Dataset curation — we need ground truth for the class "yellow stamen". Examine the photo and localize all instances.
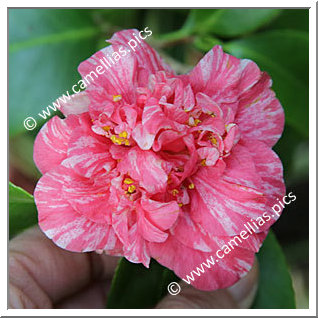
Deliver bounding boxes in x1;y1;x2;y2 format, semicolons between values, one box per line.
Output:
210;136;218;145
188;117;201;127
124;139;130;146
124;178;134;185
172;189;179;196
188;183;195;189
119;131;128;138
113;95;122;102
178;203;183;207
111;135;122;145
102;126;111;131
127;185;136;194
201;159;207;166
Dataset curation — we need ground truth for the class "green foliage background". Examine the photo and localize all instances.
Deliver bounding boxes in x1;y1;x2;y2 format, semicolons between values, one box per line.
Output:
9;8;309;309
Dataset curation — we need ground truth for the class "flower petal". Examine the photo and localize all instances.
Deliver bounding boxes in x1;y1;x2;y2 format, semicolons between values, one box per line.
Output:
78;44;137;111
186;45;261;104
34;166;122;253
141;197;180;231
133;100;171;150
138;207;168;243
149;235;255;291
66;119;116;178
236;72;284;147
242;140;285;219
125;223;151;267
33;113;89;174
190;161;267;237
109;29;174;83
60;91;90;116
117;147;168;194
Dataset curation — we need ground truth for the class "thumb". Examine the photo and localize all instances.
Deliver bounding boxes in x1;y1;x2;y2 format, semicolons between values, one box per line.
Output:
156;259;259;309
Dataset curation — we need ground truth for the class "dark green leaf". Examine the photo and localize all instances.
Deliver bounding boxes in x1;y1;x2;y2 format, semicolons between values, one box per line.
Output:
190;9;281;37
107;258;178;309
266;9;309;32
9;182;37;238
9;9;100;136
253;231;296;308
274;124;308;185
10;133;41;180
224;30;309;136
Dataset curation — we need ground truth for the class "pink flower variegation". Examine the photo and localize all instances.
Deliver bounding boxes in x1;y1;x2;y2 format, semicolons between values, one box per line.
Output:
34;29;285;291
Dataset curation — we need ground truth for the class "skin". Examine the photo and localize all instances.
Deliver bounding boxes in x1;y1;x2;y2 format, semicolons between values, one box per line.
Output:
9;226;259;309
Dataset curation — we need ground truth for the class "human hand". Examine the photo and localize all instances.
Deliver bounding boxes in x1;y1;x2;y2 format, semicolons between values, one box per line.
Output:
9;226;259;309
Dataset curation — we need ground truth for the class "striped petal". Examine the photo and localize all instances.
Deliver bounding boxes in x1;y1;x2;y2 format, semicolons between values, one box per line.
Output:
34;165;122;253
190;162;267;237
236;72;284;147
186;45;261;104
149;235;255;291
33;113;89;174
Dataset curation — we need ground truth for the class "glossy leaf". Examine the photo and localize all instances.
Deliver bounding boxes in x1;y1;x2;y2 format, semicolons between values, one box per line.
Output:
274;124;308;184
253;231;296;308
266;9;309;32
224;30;309;136
9;9;99;136
194;35;223;52
189;9;281;37
107;258;178;309
9;182;37;238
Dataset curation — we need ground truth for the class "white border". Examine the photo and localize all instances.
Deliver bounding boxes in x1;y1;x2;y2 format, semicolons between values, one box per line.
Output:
4;1;316;316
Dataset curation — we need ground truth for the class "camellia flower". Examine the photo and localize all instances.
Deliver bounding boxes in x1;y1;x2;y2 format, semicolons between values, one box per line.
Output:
34;29;285;291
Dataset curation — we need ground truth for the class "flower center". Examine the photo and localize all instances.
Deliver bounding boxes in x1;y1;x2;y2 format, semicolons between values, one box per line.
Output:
110;131;130;146
121;177;139;198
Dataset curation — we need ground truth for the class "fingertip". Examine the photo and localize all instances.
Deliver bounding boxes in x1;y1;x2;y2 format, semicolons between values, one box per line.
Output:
227;258;259;308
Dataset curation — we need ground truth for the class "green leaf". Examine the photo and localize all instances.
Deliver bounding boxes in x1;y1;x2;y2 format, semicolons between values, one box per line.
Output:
107;258;178;309
10;133;41;180
266;9;309;32
9;182;37;238
253;231;296;308
274;124;308;184
224;30;309;137
190;9;281;37
9;9;100;136
194;35;223;52
92;9;142;29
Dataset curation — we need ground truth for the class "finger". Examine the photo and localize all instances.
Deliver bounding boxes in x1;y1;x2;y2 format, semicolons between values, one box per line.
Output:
9;226;119;308
227;258;259;308
156;259;259;309
55;281;109;309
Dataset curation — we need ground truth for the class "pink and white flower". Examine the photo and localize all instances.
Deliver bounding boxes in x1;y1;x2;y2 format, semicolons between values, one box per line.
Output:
34;29;285;291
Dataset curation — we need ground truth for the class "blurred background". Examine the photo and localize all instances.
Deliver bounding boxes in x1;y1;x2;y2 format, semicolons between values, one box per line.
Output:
9;8;309;308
